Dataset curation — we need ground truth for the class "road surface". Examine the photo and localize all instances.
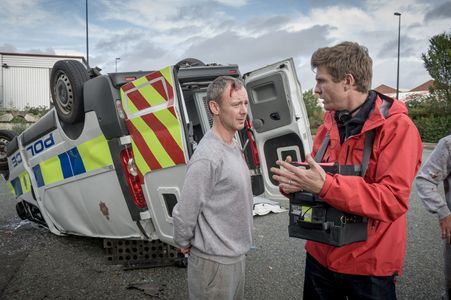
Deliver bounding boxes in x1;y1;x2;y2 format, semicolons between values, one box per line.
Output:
0;148;444;299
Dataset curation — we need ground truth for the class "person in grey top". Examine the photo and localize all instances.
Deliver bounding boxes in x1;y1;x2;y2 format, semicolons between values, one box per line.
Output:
416;134;451;299
172;76;253;300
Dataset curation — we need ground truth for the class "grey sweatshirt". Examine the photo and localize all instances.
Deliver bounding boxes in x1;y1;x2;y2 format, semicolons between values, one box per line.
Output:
416;135;451;220
172;130;253;263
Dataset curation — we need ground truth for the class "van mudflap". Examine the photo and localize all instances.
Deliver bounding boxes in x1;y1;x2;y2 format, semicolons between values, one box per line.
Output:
103;239;186;269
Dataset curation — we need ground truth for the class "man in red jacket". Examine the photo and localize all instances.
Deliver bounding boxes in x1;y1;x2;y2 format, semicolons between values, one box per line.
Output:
271;41;422;299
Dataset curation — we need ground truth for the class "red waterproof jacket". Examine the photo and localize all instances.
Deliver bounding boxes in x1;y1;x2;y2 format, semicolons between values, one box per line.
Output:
306;93;423;276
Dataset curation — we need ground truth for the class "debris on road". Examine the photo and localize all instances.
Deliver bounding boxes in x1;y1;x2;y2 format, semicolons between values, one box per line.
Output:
126;282;165;298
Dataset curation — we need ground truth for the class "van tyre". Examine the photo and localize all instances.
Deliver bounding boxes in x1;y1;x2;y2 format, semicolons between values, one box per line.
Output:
16;201;28;220
0;129;17;178
175;58;205;68
50;60;89;124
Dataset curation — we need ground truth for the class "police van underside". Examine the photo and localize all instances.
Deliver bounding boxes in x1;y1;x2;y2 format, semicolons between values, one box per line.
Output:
5;58;312;256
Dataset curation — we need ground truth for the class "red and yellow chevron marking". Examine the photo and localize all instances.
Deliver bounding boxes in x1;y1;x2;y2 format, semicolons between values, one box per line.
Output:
120;66;186;174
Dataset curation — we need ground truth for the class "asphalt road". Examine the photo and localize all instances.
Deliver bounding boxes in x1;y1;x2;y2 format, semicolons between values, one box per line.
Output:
0;148;445;300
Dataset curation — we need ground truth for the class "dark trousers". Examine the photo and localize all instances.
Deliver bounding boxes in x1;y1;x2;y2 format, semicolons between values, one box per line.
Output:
303;253;397;300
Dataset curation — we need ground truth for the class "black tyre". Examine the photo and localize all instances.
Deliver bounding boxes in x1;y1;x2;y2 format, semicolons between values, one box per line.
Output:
50;60;89;124
16;201;28;220
175;58;205;68
0;129;17;178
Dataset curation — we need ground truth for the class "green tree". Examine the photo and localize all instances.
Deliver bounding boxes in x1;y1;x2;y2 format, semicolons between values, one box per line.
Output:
421;31;451;102
407;94;451;142
409;31;451;142
303;89;324;134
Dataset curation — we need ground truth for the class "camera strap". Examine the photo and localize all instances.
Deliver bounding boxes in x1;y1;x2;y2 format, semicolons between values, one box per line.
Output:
314;131;374;177
314;133;330;163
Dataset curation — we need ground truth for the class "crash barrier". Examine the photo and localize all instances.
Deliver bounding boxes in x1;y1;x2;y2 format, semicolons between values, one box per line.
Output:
103;239;186;269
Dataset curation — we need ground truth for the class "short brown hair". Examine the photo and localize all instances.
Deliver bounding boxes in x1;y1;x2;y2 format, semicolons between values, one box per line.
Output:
206;76;244;107
207;76;244;114
311;41;372;93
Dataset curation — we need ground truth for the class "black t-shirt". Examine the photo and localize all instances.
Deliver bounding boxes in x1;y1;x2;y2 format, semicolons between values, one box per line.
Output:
335;91;377;144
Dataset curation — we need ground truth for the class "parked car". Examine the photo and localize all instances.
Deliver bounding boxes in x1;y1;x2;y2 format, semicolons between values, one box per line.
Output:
3;58;312;250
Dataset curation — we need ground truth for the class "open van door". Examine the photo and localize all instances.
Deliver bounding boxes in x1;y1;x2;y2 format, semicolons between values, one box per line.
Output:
244;58;313;200
120;66;188;246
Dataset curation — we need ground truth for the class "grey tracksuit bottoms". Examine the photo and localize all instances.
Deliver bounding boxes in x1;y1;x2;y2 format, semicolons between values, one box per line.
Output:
188;253;245;300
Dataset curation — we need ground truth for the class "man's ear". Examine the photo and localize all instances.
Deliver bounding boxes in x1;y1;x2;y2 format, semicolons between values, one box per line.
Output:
209;100;220;115
343;73;355;91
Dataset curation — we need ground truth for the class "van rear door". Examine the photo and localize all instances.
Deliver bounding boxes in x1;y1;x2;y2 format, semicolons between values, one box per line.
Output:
244;58;313;200
120;66;188;246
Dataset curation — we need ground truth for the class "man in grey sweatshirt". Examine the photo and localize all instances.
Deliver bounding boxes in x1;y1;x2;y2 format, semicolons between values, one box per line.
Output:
416;134;451;299
172;76;253;300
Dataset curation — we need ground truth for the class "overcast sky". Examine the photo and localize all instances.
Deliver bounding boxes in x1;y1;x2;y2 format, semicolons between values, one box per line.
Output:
1;0;450;91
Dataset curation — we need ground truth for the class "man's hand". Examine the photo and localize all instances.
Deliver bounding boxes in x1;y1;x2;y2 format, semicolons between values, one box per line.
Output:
178;247;191;255
440;215;451;243
271;154;326;194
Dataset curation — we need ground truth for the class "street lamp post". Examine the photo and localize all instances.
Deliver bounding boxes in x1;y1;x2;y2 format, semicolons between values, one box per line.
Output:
394;12;401;100
86;0;89;68
115;57;120;72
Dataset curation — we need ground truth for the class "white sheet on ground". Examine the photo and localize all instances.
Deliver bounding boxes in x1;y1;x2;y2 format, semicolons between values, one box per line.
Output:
252;196;287;216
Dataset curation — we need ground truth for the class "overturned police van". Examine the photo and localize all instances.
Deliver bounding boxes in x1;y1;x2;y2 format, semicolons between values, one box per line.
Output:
3;58;312;265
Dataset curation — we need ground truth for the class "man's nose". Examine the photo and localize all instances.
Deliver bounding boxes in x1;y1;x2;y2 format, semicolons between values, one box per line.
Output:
240;104;248;114
314;85;321;95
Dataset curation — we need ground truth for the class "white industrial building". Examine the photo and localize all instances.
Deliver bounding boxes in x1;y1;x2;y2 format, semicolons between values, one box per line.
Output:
0;52;86;110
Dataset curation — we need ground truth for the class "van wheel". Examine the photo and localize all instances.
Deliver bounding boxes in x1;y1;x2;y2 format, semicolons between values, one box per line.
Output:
175;58;205;68
0;129;17;178
50;60;89;124
16;201;28;220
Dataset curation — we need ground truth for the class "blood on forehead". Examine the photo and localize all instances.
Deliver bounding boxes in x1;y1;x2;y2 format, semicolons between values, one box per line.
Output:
228;81;239;98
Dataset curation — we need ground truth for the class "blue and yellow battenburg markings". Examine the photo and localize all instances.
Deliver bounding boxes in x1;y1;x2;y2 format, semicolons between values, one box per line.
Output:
7;171;31;197
7;135;113;197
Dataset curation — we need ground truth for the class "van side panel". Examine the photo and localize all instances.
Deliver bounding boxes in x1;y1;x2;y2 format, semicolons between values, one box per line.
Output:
9;109;146;239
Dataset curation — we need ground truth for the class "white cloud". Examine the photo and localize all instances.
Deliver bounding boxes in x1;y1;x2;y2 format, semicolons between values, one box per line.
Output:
1;0;449;91
213;0;248;7
183;25;332;70
0;0;48;26
0;44;17;53
53;49;85;57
